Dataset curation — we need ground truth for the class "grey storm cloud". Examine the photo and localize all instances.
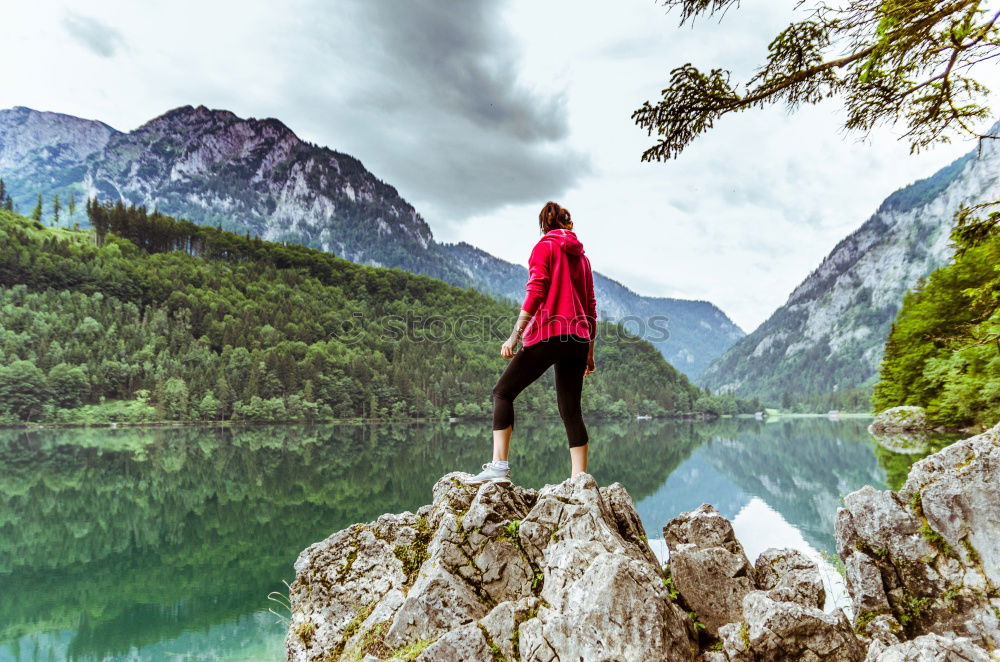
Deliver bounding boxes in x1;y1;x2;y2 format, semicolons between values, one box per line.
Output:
284;0;591;225
62;12;126;58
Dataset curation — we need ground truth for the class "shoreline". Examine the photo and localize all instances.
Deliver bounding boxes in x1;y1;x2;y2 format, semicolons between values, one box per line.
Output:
2;411;876;431
749;412;874;418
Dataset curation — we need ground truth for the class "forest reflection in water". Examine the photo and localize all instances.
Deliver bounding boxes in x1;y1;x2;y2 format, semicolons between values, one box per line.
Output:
0;416;954;661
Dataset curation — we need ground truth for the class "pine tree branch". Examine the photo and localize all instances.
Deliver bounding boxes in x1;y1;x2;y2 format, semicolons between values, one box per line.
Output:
634;0;999;162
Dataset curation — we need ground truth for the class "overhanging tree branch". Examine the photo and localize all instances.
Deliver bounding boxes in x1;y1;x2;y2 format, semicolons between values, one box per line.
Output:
633;0;1000;163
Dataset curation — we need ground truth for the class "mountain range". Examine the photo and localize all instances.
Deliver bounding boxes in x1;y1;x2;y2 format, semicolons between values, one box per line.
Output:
697;119;1000;405
7;103;993;406
0;105;743;379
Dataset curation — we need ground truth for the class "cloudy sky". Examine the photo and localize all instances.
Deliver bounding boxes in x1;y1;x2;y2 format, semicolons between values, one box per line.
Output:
3;0;999;332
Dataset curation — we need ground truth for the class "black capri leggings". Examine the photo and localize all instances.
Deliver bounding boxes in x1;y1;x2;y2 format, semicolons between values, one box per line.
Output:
492;334;590;448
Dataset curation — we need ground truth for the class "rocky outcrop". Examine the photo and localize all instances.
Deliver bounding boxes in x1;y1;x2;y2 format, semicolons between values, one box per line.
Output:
869;406;929;435
753;547;826;609
286;472;693;662
663;504;757;636
837;421;1000;655
870;633;994;661
660;506;862;660
287;421;1000;661
718;590;864;661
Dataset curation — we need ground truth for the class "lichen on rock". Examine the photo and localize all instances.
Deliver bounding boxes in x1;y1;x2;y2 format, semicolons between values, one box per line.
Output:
286;422;1000;661
837;421;1000;650
286;471;693;661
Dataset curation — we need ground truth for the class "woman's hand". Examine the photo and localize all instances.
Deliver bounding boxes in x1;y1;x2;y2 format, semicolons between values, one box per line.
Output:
501;333;520;359
502;310;532;359
584;356;596;377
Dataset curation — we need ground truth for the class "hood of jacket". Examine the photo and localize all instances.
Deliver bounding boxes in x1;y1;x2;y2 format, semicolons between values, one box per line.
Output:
540;228;585;256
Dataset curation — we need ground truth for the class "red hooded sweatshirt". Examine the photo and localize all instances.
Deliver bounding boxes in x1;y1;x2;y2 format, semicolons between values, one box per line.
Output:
520;228;597;347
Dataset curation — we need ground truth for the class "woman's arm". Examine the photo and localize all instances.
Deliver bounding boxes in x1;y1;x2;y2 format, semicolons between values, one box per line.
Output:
502;243;551;359
521;243;551;318
584;256;597;376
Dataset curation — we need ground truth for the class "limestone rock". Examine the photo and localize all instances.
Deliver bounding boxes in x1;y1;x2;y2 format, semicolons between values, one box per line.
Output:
664;503;756;636
859;613;905;654
411;621;489;662
754;547;826;609
869;406;928;434
287;471;695;662
285;513;415;661
718;590;865;661
836;422;1000;647
519;551;692;662
600;481;663;568
382;560;490;647
898;421;1000;588
477;596;540;661
287;422;1000;662
869;633;993;661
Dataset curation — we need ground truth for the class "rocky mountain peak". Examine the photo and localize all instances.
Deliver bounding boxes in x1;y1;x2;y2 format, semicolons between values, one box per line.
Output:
0;106;118;171
138;104;239;128
0;106;118;136
132;104;281;145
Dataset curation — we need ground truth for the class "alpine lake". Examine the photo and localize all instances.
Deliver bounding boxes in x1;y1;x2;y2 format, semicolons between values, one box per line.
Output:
0;416;961;661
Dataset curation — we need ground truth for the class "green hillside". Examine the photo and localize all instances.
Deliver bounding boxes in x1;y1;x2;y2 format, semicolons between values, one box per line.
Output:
0;205;749;425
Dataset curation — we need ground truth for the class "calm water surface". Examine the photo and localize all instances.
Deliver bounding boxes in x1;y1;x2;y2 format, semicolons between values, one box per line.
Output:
0;417;957;661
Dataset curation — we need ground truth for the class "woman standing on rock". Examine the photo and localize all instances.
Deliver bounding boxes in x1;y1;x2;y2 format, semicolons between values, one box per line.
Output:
465;201;597;484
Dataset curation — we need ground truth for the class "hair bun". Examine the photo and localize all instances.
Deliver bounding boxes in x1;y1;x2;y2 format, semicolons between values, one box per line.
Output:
539;201;570;233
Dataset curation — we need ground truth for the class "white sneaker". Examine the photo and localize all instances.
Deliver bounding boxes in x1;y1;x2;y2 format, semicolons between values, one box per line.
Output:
465;461;511;484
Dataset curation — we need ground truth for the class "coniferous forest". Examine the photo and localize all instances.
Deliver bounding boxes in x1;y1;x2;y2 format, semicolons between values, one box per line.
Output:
0;203;757;425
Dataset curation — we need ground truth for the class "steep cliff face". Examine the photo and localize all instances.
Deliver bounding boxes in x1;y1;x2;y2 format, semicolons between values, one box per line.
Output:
698;122;1000;403
0;105;743;378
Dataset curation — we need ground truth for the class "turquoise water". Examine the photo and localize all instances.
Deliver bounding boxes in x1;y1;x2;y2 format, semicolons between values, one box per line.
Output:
0;417;948;660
